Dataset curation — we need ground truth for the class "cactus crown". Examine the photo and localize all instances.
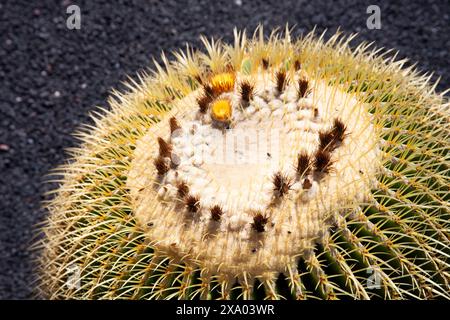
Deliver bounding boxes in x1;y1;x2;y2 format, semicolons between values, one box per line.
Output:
37;26;450;300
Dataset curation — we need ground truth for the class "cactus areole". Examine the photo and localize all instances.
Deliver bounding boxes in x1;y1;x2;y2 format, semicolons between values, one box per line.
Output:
38;27;450;300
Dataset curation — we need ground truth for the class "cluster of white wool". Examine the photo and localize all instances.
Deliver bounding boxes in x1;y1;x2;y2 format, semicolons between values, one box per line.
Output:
154;72;325;232
127;67;380;276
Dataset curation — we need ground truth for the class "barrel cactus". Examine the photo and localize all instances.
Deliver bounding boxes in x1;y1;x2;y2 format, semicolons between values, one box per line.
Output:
36;26;450;300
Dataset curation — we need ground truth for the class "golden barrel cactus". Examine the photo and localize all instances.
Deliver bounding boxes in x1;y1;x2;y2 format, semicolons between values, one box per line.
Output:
36;27;450;300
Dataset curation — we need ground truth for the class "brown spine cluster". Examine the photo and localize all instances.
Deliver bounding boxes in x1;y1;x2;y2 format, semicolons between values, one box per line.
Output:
210;205;224;221
197;94;212;114
302;178;312;189
251;212;269;233
194;74;203;85
169;117;181;134
313;107;319;118
185;195;200;213
331;118;348;142
154;157;169;175
296;151;311;177
318;118;348;152
177;181;189;199
292;118;348;177
272;172;293;197
297;78;309;99
196;83;217;114
318;129;337;152
203;84;215;98
239;81;254;105
313;149;334;174
275;70;288;94
157;137;172;158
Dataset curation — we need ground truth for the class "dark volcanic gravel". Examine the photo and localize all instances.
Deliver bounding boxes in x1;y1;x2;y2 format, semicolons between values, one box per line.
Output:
0;0;449;299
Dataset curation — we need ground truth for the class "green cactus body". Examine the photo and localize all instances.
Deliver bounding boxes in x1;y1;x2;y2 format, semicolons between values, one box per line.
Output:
37;27;450;300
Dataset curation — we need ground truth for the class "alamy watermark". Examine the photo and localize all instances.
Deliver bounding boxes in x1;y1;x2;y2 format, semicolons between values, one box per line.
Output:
366;5;381;30
170;128;282;166
367;267;381;289
66;4;81;30
66;263;81;289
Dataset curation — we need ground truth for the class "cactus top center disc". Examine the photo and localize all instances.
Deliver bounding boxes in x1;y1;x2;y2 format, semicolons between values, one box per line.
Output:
127;68;381;277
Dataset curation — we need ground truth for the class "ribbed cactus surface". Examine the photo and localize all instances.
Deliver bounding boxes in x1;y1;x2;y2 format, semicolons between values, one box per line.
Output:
37;27;450;300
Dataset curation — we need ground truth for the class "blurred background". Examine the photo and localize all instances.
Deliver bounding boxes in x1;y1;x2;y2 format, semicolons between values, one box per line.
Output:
0;0;449;299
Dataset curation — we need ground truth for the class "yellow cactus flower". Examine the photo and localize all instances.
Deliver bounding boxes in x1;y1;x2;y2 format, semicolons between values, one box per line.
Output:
211;98;232;122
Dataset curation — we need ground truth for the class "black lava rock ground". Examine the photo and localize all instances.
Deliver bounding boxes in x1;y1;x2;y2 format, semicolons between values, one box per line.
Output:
0;0;449;299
